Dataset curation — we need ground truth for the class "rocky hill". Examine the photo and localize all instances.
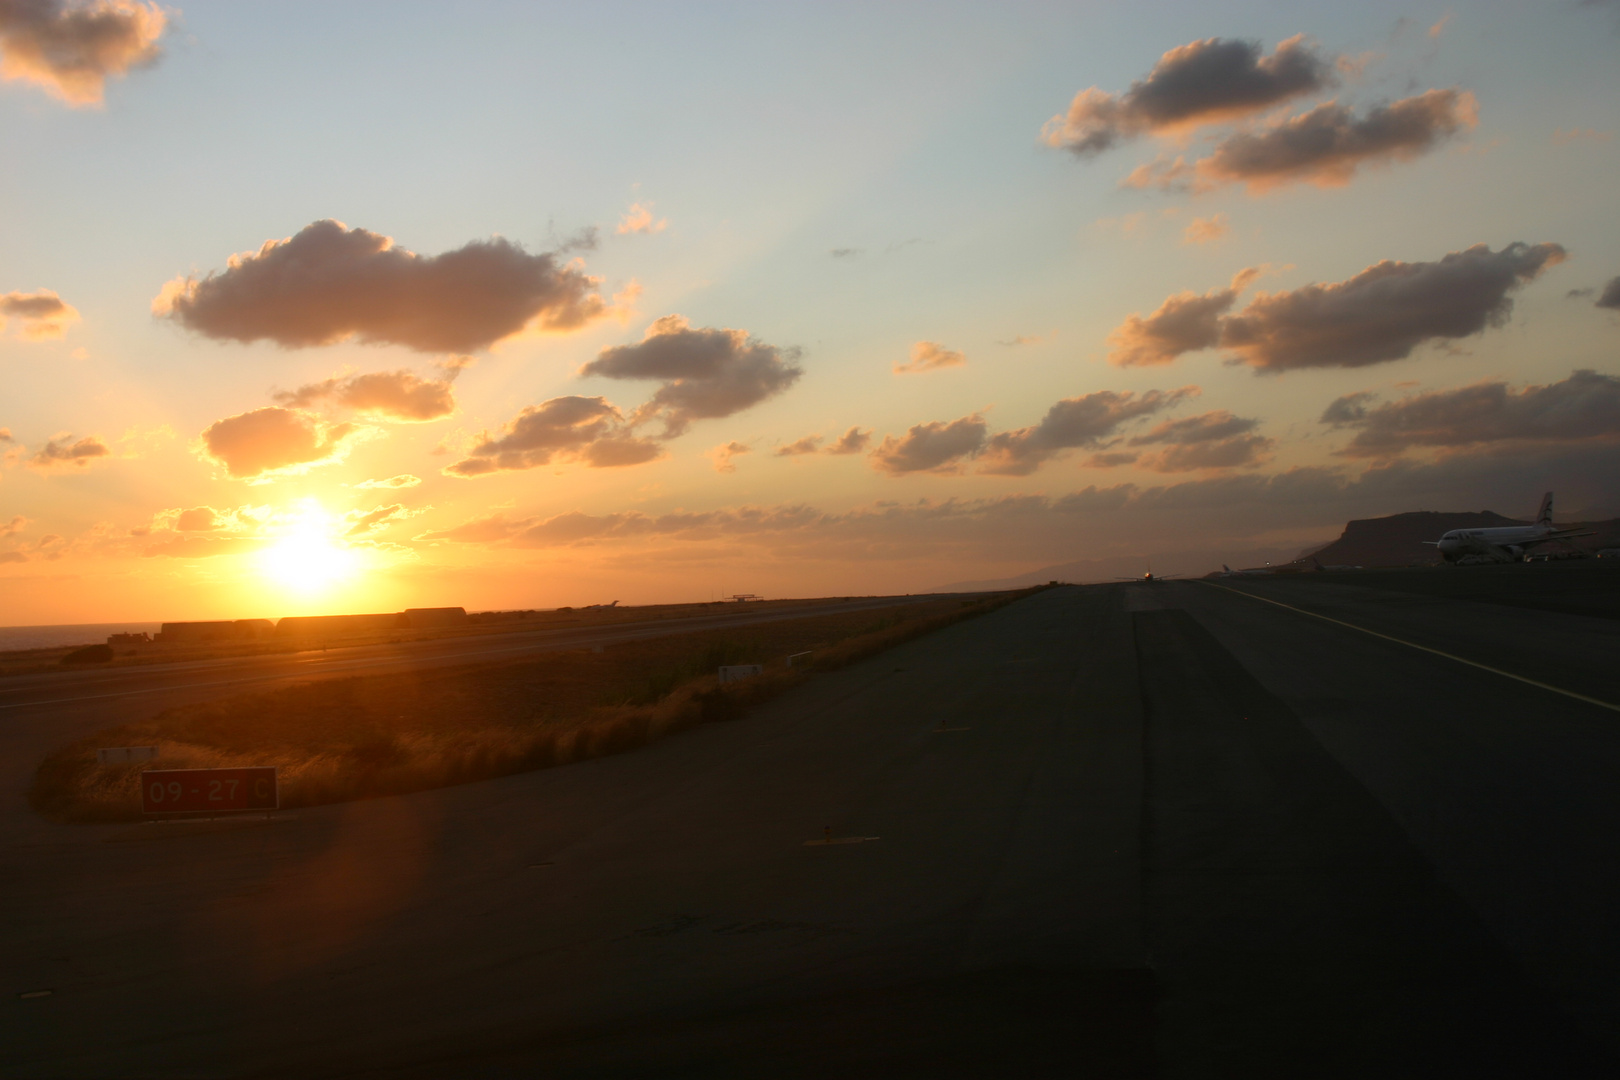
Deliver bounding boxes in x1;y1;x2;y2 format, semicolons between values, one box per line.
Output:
1306;511;1620;567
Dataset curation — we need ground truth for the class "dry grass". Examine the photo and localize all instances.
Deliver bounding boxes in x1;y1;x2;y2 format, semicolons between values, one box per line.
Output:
31;589;1042;822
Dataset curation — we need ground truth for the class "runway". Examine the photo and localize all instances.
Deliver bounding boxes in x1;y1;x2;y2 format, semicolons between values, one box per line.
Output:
3;577;1618;1076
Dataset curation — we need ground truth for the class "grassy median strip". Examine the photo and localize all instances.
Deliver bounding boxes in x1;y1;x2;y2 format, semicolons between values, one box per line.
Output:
31;589;1042;822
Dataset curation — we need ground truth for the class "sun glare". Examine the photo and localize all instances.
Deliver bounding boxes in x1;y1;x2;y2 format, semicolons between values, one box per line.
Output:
257;502;361;594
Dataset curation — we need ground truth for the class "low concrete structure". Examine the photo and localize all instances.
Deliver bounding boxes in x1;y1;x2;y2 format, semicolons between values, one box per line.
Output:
273;613;403;638
402;607;468;628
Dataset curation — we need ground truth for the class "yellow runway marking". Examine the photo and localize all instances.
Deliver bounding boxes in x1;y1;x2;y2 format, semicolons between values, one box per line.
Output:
1200;581;1620;714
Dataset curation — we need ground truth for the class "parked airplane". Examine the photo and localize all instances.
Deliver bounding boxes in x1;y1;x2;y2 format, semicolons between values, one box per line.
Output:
1310;556;1363;572
1426;492;1592;563
1220;563;1273;577
583;600;620;609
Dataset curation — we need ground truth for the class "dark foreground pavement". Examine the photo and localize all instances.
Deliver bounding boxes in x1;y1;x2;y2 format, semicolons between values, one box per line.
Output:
4;580;1618;1077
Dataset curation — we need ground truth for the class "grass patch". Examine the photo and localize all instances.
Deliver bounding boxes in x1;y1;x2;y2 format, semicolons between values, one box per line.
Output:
31;589;1044;822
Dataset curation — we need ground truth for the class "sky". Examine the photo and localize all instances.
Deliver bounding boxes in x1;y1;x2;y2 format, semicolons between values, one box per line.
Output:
2;0;1618;624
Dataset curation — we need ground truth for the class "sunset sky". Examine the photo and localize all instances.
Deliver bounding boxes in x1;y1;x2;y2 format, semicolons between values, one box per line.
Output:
3;1;1618;624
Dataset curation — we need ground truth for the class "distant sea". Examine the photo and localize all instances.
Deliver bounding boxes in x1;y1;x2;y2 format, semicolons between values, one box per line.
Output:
0;622;164;653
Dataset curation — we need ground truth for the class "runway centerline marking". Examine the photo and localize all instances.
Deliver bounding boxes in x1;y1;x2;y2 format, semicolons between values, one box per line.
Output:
1200;581;1620;714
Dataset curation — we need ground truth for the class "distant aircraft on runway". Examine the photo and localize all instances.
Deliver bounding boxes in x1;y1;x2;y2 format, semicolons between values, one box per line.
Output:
1426;492;1592;564
1116;567;1180;583
584;600;620;609
1310;556;1363;572
1220;563;1273;577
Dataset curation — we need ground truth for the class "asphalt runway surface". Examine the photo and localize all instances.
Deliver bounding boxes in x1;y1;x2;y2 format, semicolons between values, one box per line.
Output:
4;573;1619;1076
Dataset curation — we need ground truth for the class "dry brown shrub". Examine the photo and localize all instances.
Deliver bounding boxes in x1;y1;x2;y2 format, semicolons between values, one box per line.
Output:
31;589;1041;822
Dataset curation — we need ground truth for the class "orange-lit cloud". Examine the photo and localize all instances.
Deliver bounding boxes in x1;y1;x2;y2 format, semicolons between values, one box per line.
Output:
1107;268;1259;367
709;441;750;473
979;387;1199;476
29;433;109;470
1182;214;1230;245
1322;369;1620;458
1164;89;1480;193
826;427;871;455
155;220;614;352
274;366;463;422
0;0;166;106
1043;35;1333;155
616;202;667;235
1220;242;1564;370
774;434;823;457
581;315;803;438
894;341;966;374
344;503;418;538
199;407;366;480
353;474;422;489
1127;410;1273;472
444;396;661;477
868;415;988;475
1;289;79;339
1;514;26;537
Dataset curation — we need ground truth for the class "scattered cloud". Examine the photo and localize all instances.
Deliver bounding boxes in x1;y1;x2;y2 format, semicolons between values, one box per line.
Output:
155;219;616;353
344;503;417;538
1042;35;1333;156
29;433;109;470
830;247;863;259
869;414;989;476
274;364;466;422
199;407;366;480
580;314;803;438
444;395;661;477
1107;268;1259;367
406;441;1620;570
1182;214;1230;245
1551;127;1613;146
1597;276;1620;310
1127;409;1273;472
1322;369;1620;458
1;514;26;537
354;474;422;489
0;289;79;339
1171;89;1479;193
774;435;823;457
998;333;1046;347
1220;242;1565;370
979;387;1199;475
709;441;750;473
1428;13;1451;39
826;426;871;455
174;507;222;531
894;340;966;374
0;0;167;106
616;202;667;235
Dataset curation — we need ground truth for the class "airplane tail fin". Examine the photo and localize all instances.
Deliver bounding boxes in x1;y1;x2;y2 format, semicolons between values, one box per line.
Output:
1222;564;1232;573
1536;491;1554;528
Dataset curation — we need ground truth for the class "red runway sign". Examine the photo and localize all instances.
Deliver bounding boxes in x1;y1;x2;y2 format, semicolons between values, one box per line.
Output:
141;767;278;815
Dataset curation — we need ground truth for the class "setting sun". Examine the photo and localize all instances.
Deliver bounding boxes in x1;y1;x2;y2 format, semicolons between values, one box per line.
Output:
257;502;361;595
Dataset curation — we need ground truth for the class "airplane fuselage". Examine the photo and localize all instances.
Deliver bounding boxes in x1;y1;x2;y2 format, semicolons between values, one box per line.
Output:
1436;524;1560;563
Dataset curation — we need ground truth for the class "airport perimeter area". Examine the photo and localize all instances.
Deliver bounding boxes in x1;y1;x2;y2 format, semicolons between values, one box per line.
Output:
4;565;1620;1077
